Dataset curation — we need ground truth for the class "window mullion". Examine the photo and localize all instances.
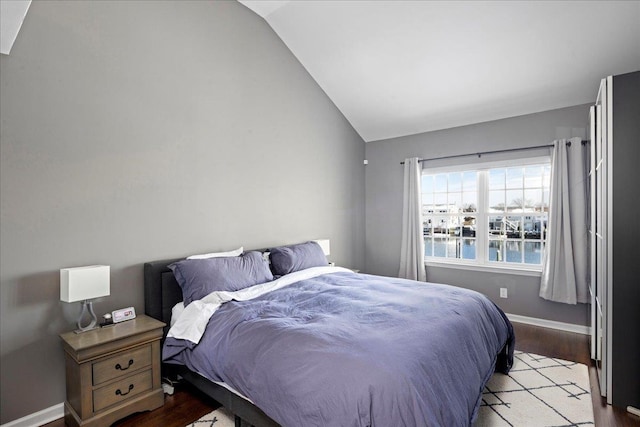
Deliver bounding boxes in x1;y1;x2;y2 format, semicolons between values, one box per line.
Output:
477;170;488;264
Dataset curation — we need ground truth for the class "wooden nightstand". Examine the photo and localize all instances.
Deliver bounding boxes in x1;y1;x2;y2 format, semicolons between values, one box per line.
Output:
60;314;165;427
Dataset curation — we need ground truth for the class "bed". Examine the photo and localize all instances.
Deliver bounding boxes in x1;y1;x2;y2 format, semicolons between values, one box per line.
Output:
144;242;514;427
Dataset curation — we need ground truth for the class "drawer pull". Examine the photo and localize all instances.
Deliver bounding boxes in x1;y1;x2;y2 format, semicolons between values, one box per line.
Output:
115;359;134;371
115;384;134;396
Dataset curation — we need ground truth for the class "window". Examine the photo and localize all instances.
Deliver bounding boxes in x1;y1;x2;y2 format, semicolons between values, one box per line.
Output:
422;161;550;269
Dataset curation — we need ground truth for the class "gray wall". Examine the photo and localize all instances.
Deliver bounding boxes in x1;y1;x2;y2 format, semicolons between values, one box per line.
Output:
0;1;365;423
365;105;591;325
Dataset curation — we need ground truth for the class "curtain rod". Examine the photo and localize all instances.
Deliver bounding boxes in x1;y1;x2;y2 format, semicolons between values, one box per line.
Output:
400;140;588;165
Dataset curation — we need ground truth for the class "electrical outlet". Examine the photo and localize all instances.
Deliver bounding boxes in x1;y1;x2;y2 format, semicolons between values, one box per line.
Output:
500;288;508;298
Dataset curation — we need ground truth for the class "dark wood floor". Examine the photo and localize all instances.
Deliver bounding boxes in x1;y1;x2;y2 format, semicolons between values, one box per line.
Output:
44;322;640;427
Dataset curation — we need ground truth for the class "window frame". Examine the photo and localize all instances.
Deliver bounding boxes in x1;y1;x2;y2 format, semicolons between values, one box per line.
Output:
421;156;550;275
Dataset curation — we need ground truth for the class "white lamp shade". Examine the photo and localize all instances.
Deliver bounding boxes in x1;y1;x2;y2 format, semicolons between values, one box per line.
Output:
313;239;331;256
60;265;110;303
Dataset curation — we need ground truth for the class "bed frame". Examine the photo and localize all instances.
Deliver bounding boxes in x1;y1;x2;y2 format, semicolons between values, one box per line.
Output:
143;257;280;427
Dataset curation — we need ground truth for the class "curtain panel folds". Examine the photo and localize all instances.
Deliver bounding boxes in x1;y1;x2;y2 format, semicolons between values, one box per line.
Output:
540;138;589;304
399;158;426;281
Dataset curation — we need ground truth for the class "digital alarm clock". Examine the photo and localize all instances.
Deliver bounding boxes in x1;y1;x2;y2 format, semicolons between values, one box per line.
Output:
112;307;136;323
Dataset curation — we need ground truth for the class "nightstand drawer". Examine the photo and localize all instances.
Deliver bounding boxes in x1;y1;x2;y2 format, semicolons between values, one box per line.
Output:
93;369;152;412
92;344;151;386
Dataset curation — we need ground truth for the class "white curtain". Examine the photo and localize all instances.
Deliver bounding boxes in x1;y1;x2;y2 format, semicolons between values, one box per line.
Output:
399;158;426;281
540;138;589;304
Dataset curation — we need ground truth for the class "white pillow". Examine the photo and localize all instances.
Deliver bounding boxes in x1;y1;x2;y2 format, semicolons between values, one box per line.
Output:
187;246;243;260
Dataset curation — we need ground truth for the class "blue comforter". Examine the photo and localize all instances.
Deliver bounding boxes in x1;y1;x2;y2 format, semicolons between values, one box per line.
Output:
164;271;514;427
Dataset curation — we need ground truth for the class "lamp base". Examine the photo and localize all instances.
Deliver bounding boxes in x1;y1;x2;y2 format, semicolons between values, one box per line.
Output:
73;325;100;334
74;300;99;333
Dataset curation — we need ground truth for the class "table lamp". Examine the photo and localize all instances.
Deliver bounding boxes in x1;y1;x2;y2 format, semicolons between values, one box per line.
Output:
60;265;110;333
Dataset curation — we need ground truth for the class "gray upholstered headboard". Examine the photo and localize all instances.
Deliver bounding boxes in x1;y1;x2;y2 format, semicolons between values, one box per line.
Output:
144;257;184;338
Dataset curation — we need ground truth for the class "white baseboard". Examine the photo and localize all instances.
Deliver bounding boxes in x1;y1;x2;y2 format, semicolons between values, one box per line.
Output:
506;313;590;335
1;403;63;427
627;406;640;417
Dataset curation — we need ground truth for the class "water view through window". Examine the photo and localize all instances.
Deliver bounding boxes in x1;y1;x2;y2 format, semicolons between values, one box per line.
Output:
422;163;550;266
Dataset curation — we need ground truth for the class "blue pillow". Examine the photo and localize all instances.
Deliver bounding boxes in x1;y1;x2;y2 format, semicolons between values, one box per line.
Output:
269;241;328;276
169;251;273;306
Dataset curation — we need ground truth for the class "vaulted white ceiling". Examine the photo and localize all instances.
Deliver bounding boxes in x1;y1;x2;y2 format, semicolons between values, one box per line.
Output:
240;1;640;142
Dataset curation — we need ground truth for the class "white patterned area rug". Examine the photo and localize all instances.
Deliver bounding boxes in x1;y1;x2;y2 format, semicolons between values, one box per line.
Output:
186;406;235;427
475;351;594;426
189;351;594;427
